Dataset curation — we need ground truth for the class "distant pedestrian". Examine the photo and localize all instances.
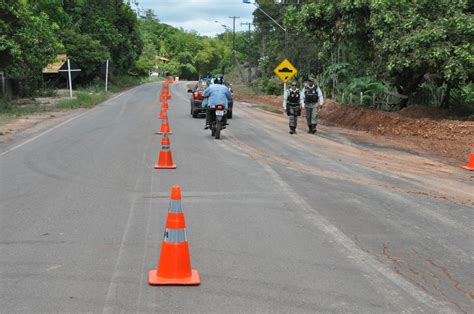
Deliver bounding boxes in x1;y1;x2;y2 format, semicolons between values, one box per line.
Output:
283;81;302;134
301;77;324;133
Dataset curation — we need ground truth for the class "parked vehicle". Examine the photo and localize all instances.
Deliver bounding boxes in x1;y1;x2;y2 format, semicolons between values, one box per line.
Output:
187;81;234;119
187;80;209;118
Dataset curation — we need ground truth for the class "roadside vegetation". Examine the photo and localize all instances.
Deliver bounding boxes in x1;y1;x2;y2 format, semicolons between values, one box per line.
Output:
0;0;472;123
246;1;472;116
0;76;160;128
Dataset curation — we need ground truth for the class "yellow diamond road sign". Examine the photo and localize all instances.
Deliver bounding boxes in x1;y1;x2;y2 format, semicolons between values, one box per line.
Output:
274;59;297;83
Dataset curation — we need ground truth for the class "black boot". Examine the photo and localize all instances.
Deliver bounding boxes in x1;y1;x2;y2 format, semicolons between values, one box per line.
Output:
311;124;317;133
289;127;296;134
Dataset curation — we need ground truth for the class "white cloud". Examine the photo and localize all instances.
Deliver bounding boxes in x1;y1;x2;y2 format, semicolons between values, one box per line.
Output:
136;0;255;36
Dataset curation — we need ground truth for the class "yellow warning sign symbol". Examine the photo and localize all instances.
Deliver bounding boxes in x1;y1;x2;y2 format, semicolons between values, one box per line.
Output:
273;59;297;83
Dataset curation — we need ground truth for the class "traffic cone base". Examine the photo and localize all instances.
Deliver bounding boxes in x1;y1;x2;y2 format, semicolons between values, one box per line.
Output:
148;242;199;285
462;165;474;171
148;269;200;285
155;164;176;169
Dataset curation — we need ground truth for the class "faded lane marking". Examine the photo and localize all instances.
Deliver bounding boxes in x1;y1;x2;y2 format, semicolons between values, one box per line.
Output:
0;87;136;157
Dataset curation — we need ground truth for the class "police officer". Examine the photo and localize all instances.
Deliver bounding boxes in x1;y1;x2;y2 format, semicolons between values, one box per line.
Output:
301;77;324;133
283;81;302;134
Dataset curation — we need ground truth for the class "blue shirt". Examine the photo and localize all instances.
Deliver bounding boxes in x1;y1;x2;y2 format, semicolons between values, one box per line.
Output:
202;84;232;108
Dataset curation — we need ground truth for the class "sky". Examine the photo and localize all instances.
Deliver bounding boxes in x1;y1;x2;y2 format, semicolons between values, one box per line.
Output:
136;0;256;37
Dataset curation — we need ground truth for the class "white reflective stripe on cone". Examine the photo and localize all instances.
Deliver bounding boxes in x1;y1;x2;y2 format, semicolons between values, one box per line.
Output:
168;200;183;213
163;228;187;243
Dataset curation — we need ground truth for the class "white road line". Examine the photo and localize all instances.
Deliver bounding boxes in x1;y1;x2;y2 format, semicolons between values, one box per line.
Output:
257;161;456;313
0;89;131;157
0;110;90;157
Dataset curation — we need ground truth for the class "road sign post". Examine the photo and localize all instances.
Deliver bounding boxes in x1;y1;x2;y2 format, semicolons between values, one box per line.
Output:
105;59;109;93
58;59;81;99
67;59;73;98
0;71;5;96
100;61;114;92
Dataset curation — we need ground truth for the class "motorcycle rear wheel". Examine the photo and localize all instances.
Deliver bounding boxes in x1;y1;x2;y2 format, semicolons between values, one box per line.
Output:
215;121;221;139
211;124;216;136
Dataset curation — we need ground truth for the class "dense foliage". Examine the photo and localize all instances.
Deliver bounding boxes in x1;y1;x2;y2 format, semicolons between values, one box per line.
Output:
1;0;472;113
0;0;63;94
260;0;473;111
0;1;254;95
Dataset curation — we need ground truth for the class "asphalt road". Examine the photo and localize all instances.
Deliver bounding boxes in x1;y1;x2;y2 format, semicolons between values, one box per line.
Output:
1;82;472;313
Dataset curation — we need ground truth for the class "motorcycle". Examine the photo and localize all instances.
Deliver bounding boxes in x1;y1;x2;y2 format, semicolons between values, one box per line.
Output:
210;104;227;139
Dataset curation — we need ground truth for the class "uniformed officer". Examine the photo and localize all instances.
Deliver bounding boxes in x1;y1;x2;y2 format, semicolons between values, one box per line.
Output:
301;77;324;133
283;81;302;134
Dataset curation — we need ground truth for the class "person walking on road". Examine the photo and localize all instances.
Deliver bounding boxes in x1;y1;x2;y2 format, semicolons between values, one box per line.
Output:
283;81;302;134
301;77;324;133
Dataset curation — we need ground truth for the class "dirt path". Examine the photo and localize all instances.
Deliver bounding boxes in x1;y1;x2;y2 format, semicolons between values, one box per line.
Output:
235;102;473;208
0;109;86;144
235;93;474;167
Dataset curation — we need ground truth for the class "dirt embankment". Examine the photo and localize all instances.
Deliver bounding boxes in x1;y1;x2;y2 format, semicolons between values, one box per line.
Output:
235;94;474;165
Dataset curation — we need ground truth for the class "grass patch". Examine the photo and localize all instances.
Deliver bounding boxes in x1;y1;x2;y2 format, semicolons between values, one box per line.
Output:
56;91;109;109
0;97;53;116
0;75;162;127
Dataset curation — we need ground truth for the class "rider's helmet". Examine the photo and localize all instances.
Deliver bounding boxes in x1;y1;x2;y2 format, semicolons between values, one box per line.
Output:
214;74;224;84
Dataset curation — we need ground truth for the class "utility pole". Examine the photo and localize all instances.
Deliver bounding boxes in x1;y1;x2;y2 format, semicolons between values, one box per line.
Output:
241;22;252;83
228;16;240;62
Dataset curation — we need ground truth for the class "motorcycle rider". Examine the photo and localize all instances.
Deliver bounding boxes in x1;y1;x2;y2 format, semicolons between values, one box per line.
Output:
301;77;324;133
283;81;302;134
202;74;232;129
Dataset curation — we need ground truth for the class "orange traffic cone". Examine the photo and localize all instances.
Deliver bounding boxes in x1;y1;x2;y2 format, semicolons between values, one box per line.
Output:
159;109;168;120
148;186;200;285
157;118;172;135
154;133;176;169
161;91;171;100
462;144;474;171
161;101;169;110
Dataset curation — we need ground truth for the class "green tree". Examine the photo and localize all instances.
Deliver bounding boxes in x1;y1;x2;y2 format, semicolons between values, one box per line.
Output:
135;40;157;75
60;29;110;80
0;1;62;95
71;0;143;73
370;0;473;107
